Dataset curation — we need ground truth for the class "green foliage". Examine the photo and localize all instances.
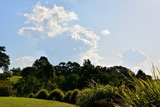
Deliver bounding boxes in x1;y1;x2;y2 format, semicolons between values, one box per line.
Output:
136;69;152;80
120;78;160;106
63;89;79;104
77;75;160;107
8;76;22;84
28;93;34;98
77;85;123;107
0;71;11;80
0;80;13;96
14;76;41;97
33;56;55;84
21;67;37;78
49;89;64;101
10;67;21;76
1;49;159;106
62;74;79;91
0;46;10;71
53;76;65;90
70;89;79;104
45;81;57;92
36;89;49;100
63;91;73;103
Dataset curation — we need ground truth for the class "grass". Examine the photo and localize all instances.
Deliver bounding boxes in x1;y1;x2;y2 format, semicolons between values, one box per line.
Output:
8;76;22;84
76;66;160;106
0;97;76;107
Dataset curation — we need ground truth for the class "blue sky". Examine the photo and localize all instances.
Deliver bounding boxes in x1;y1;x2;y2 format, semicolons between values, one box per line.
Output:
1;0;160;74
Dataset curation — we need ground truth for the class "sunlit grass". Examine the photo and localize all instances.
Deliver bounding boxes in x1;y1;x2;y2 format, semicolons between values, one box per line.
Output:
0;97;76;107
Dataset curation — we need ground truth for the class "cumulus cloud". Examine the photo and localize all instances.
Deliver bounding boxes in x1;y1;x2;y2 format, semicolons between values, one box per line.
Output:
81;49;103;65
19;4;77;37
101;29;110;36
70;24;99;48
19;3;101;65
11;56;35;68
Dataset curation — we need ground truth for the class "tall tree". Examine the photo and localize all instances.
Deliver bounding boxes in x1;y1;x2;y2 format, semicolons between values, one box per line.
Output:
10;67;21;76
32;56;55;84
0;46;10;71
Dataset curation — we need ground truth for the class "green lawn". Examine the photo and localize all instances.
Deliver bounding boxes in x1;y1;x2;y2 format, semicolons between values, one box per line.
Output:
0;97;76;107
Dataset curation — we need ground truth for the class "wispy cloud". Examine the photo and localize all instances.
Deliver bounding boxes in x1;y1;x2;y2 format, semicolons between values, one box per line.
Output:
11;56;35;68
119;49;148;66
70;24;99;48
19;3;101;65
118;49;150;74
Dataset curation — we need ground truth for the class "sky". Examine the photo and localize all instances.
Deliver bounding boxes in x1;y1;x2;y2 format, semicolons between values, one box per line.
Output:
1;0;160;74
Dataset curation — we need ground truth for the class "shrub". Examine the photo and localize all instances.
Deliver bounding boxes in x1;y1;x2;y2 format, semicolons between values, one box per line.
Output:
63;91;72;103
48;89;64;101
77;85;123;107
0;80;12;96
28;93;34;98
14;76;41;97
121;78;160;106
70;89;79;104
35;89;49;100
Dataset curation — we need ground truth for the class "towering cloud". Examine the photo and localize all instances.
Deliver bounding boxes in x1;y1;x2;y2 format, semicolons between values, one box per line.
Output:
19;3;101;64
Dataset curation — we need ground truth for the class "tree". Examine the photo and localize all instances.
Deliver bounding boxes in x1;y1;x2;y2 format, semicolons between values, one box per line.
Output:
10;67;21;76
14;76;41;97
62;73;79;90
32;56;55;84
0;46;10;71
21;67;37;78
77;59;95;89
136;69;152;80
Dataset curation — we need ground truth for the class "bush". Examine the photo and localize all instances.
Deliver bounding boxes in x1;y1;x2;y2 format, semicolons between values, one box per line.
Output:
63;91;72;103
28;93;34;98
14;76;41;97
0;80;12;96
120;79;160;106
48;89;64;101
77;85;123;107
35;89;49;100
70;89;79;104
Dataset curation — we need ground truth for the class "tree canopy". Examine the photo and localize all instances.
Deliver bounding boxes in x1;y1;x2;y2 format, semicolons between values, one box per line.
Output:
0;46;10;71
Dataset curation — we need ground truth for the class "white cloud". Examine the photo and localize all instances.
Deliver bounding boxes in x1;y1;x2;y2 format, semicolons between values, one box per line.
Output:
101;29;110;36
119;49;151;74
70;24;99;48
19;3;77;37
11;56;35;68
19;3;101;65
81;49;103;65
0;68;3;73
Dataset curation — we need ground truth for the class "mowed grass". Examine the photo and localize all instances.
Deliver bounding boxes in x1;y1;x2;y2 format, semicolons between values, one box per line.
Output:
0;97;76;107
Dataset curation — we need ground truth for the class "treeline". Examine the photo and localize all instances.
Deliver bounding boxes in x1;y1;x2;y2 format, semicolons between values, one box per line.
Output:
0;45;156;106
1;56;151;96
